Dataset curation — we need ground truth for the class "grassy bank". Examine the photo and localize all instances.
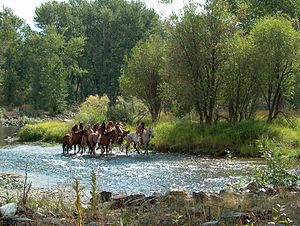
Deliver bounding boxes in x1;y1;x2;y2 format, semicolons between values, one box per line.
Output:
18;118;300;158
18;121;70;143
153;118;300;158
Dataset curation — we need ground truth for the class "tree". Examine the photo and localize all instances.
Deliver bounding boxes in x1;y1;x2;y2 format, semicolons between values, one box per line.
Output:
251;17;300;121
26;27;68;113
166;0;236;124
0;8;31;106
222;35;258;122
119;35;165;122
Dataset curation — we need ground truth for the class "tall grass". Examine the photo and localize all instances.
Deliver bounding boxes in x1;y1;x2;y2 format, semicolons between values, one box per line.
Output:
18;121;70;143
153;118;300;157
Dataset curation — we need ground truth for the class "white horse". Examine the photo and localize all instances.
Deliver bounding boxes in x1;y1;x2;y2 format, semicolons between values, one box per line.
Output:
125;128;154;155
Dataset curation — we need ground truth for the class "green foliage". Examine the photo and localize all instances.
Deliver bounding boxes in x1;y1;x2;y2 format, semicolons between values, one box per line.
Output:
254;150;299;187
18;121;70;142
74;95;109;127
165;1;236;124
120;35;165;122
90;170;98;214
73;178;83;226
251;17;300;121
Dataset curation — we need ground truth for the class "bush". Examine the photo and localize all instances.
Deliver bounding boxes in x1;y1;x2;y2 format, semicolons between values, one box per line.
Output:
74;95;110;127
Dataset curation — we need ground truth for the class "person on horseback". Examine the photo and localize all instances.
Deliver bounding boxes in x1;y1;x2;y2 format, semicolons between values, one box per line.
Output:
71;124;79;133
79;122;84;130
136;122;145;144
106;121;114;133
115;122;123;136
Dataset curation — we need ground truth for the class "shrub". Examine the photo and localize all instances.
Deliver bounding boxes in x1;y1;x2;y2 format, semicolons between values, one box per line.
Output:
74;95;110;127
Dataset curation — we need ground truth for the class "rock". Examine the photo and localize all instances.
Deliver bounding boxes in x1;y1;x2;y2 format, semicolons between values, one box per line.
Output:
246;181;263;193
169;189;188;198
248;208;272;221
147;195;159;205
221;210;251;224
192;191;209;202
0;203;18;218
201;221;219;226
100;191;112;202
265;186;279;196
110;195;130;209
124;194;147;207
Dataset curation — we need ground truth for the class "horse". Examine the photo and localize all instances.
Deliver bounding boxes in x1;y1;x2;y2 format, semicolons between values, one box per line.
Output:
71;129;88;154
112;130;130;152
87;131;100;155
125;128;154;155
62;134;72;155
98;130;117;155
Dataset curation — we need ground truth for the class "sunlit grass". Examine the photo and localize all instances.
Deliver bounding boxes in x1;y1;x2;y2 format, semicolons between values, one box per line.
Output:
19;121;70;143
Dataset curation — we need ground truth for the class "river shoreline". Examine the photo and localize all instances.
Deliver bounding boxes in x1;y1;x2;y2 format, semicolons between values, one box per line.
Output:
1;172;299;225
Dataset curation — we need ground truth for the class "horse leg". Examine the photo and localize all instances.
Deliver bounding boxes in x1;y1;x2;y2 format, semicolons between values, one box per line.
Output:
143;143;149;155
133;143;140;154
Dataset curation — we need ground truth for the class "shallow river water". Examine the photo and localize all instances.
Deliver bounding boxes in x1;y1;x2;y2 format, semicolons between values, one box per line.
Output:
0;143;259;195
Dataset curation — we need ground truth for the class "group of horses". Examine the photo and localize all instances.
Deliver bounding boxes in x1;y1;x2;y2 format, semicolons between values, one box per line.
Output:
62;123;154;156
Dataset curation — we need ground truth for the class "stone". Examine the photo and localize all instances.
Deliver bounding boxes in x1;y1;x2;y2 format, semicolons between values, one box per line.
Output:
192;191;209;202
201;221;219;226
0;203;18;218
221;210;251;224
100;191;112;202
169;189;188;198
246;181;263;193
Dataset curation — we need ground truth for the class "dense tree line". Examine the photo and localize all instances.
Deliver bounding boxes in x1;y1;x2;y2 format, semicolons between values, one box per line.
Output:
1;0;300;123
121;0;300;122
0;0;160;113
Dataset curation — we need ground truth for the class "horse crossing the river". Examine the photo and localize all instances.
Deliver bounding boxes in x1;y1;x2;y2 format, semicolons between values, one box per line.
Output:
62;122;154;156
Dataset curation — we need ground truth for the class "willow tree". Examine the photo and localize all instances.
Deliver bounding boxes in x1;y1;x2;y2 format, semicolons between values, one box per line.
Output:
251;17;300;121
119;35;165;122
222;35;258;123
166;1;236;124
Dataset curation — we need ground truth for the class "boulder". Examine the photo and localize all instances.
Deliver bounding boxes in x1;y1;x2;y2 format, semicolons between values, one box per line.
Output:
192;191;209;202
100;191;112;202
0;203;18;218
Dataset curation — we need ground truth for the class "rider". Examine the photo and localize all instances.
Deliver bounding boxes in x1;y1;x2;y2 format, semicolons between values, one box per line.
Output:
106;121;114;133
136;122;145;144
79;122;84;130
115;122;123;137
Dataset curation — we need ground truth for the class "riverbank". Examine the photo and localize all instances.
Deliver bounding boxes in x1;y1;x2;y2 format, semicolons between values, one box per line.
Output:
0;173;299;225
18;117;300;158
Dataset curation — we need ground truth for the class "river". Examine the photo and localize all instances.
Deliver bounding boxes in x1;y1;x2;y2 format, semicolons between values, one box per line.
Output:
0;127;258;195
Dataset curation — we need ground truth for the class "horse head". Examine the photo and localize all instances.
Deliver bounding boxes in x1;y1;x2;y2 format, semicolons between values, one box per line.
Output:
147;127;154;139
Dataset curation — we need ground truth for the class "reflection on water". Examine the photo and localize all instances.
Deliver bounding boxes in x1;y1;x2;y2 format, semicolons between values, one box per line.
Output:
0;144;259;195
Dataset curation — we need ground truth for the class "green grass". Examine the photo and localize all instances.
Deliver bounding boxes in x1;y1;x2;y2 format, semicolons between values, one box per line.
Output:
18;121;70;143
152;118;300;158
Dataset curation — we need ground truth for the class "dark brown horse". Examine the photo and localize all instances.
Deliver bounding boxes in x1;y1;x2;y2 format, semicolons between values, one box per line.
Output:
72;129;88;154
113;130;130;152
98;130;117;155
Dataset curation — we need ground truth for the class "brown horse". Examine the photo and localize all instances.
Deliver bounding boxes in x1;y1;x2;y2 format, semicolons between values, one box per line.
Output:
98;130;117;155
62;134;72;154
112;130;130;152
87;131;100;155
72;129;88;154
